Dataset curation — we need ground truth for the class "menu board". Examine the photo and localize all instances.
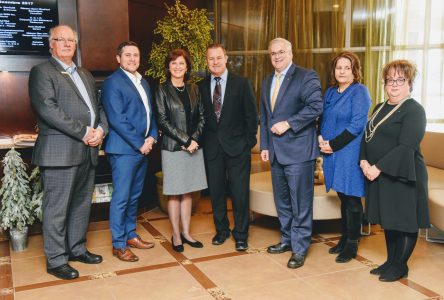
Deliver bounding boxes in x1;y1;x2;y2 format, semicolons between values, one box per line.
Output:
0;0;58;55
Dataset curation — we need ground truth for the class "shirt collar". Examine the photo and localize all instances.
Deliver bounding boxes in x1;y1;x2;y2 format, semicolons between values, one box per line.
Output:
275;62;292;78
211;68;228;82
121;67;142;84
53;56;77;74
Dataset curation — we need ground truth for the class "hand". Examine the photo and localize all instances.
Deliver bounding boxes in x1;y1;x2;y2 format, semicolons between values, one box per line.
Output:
318;136;333;154
365;164;381;181
82;127;95;145
139;137;155;155
186;140;199;154
88;127;104;147
260;150;269;161
271;121;290;136
360;160;371;173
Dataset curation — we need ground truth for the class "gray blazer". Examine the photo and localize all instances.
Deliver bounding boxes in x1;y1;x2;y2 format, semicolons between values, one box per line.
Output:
29;58;108;167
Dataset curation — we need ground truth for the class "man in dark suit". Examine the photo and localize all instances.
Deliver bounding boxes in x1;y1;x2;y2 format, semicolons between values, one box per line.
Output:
29;25;108;280
260;38;323;268
199;43;258;251
101;41;158;262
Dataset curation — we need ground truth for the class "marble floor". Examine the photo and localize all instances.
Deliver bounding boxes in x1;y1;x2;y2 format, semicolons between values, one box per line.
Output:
1;198;444;300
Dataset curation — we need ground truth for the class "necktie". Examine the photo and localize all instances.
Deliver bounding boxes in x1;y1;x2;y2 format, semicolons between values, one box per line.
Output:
213;77;222;122
271;73;282;112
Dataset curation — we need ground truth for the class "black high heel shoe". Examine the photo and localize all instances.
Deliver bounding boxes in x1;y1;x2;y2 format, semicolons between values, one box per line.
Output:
171;237;184;252
181;233;203;248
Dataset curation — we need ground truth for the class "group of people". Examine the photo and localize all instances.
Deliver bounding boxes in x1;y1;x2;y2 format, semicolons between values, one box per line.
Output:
28;24;429;284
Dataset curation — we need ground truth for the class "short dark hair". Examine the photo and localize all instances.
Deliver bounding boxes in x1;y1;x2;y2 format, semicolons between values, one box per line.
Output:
206;43;227;56
330;51;362;86
164;48;192;81
117;41;139;56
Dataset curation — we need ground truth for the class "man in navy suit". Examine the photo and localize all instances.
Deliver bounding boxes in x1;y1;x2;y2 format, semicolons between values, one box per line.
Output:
101;41;158;262
260;38;323;268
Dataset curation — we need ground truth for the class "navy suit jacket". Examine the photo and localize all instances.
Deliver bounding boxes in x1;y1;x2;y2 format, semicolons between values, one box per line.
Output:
101;68;158;155
260;63;323;165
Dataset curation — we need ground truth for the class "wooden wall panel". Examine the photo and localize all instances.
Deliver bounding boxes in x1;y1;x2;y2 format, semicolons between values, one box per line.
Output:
77;0;129;72
0;72;36;136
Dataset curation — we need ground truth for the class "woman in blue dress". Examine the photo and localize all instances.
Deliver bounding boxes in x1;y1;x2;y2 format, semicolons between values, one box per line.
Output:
319;52;371;263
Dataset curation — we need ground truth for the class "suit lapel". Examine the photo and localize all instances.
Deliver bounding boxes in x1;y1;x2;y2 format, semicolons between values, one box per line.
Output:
76;68;98;116
51;58;90;108
273;64;296;113
264;74;273;113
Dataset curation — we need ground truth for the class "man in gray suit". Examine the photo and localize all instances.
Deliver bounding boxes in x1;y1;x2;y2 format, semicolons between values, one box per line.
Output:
29;25;108;280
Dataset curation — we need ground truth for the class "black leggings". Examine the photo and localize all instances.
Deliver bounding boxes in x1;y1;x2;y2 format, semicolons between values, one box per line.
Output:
337;192;363;213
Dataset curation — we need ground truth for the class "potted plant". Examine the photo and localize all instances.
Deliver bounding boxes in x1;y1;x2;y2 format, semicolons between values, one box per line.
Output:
0;148;35;251
29;166;43;222
146;0;213;83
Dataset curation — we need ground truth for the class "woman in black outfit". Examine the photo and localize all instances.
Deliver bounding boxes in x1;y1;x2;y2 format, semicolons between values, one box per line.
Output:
156;49;207;252
360;59;429;282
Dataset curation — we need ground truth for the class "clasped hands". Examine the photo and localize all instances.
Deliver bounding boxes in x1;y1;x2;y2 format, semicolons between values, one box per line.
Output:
318;135;333;154
83;127;104;147
139;137;156;155
181;140;199;154
360;160;381;181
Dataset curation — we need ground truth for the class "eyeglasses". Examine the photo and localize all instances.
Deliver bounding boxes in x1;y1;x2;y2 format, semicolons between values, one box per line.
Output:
385;78;406;86
270;50;287;58
52;38;77;44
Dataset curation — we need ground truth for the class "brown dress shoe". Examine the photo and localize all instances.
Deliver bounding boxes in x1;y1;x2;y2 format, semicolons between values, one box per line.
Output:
127;235;155;249
112;247;139;262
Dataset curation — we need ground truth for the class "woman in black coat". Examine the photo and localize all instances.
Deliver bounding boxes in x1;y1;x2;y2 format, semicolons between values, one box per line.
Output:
360;59;429;282
156;49;207;252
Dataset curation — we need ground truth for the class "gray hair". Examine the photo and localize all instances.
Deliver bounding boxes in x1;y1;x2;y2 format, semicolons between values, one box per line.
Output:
268;38;292;52
48;25;78;43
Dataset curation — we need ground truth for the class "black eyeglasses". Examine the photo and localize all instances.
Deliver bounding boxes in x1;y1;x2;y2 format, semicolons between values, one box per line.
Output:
385;78;406;86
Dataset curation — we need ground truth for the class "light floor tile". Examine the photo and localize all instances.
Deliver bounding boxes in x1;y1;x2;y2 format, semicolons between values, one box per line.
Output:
408;252;444;295
10;235;44;261
196;253;294;291
303;267;428;300
104;266;208;300
226;278;336;300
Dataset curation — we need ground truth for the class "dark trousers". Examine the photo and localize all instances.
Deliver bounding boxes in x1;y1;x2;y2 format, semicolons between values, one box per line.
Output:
271;159;315;256
206;149;251;241
41;160;95;268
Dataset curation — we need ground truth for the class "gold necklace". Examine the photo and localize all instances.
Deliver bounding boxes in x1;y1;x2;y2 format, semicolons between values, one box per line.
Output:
365;97;410;142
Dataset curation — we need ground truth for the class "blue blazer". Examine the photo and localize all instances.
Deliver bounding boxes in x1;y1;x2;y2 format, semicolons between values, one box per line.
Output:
260;63;323;165
101;68;158;155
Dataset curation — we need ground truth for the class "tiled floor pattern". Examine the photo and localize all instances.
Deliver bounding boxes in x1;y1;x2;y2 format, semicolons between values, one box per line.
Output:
1;198;444;300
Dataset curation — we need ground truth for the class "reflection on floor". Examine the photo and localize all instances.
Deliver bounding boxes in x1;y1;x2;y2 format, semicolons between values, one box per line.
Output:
1;197;444;300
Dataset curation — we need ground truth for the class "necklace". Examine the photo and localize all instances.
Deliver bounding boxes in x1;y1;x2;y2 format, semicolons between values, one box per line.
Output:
174;84;185;92
364;96;410;142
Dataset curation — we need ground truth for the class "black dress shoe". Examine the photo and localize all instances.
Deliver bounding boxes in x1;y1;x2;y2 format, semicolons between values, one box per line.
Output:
212;232;230;245
370;262;391;275
379;264;408;282
267;242;291;254
171;237;184;252
287;253;305;269
181;234;203;248
235;240;248;251
69;250;103;264
47;264;79;280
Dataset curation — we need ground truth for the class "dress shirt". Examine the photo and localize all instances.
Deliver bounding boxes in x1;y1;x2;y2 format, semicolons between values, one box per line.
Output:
210;68;228;105
53;56;96;128
121;68;151;136
270;62;292;101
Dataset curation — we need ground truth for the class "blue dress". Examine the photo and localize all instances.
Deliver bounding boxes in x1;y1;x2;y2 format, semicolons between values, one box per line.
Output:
320;83;371;197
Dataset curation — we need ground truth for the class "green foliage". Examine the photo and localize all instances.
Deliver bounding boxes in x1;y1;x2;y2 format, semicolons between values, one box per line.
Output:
0;148;34;231
146;0;213;83
29;166;43;222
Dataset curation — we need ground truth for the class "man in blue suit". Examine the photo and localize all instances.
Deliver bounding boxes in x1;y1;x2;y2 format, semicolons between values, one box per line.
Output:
101;41;158;262
260;38;323;269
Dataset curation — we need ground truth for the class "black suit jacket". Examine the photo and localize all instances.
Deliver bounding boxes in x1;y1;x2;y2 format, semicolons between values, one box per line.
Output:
199;72;258;160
